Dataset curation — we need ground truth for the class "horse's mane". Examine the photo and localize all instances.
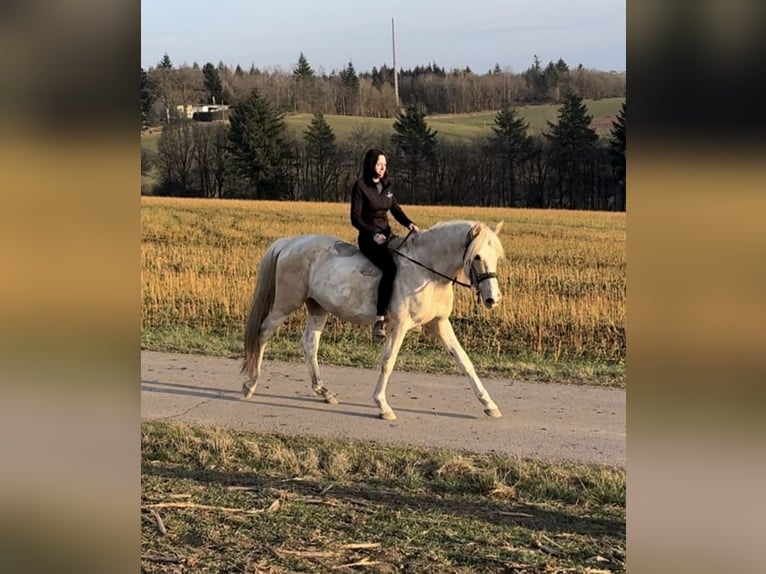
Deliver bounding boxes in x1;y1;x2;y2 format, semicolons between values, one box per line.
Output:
409;220;504;284
428;220;505;261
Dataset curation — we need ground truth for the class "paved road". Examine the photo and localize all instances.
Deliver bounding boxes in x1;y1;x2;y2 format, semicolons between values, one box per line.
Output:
141;350;625;467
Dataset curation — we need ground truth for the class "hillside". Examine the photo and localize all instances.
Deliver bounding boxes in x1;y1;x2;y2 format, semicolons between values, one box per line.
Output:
141;98;624;151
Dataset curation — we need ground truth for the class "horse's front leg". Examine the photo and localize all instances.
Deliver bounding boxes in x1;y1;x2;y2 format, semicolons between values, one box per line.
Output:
373;323;408;421
426;318;502;418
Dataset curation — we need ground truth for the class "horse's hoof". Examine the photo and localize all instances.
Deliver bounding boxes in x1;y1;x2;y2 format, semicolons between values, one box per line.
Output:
379;411;397;421
242;383;256;399
484;408;502;418
324;394;339;405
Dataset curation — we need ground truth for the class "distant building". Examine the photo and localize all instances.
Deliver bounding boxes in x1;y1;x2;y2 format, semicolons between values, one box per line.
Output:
174;103;231;122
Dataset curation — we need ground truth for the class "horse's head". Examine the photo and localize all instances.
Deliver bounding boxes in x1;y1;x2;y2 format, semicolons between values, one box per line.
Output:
464;221;505;309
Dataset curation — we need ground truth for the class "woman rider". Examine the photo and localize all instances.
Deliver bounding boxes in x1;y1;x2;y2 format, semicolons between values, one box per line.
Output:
350;148;419;337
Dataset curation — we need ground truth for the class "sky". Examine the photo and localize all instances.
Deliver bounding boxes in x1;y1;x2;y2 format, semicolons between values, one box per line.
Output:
141;0;625;75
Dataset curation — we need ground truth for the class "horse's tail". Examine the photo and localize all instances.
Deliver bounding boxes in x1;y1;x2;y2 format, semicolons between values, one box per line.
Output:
241;238;289;378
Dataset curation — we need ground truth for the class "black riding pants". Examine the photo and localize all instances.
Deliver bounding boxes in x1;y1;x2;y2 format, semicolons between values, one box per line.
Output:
358;233;397;317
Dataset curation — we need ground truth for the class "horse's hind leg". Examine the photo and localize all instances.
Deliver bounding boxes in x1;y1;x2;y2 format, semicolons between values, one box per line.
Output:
425;318;502;418
302;300;337;404
243;310;289;398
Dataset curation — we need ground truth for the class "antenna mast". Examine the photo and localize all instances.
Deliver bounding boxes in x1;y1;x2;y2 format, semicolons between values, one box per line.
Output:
392;17;399;108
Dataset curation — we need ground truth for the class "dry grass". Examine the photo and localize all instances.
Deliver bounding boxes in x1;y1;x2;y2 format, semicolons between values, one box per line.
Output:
141;421;626;573
141;197;625;384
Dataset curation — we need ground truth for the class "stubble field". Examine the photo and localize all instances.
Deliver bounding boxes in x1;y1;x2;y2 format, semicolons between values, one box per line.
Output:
141;197;625;386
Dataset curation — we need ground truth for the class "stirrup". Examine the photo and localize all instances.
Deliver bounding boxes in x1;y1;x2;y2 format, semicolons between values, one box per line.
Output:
372;320;386;338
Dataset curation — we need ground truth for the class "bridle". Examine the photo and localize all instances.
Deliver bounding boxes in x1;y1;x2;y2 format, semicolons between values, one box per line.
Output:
387;229;498;294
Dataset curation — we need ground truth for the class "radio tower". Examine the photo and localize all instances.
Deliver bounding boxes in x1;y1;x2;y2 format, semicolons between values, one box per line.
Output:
392;17;400;109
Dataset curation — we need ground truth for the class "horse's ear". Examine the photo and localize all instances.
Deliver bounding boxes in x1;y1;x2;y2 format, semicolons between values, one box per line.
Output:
470;224;481;239
494;221;504;234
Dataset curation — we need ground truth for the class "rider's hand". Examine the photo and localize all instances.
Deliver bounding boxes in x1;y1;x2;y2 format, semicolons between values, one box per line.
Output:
373;233;386;244
409;224;420;233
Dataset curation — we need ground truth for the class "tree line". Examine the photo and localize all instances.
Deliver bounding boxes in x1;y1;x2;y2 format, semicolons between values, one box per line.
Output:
141;52;625;124
144;84;626;211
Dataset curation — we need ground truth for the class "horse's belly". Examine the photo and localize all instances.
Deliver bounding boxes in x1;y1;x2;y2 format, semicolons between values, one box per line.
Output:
308;256;379;322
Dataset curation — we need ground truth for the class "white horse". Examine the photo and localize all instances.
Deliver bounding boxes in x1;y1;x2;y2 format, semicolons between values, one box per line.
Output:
241;220;506;421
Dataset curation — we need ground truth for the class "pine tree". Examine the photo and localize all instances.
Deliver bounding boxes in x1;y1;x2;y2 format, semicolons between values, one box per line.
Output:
608;100;626;209
141;67;155;128
553;58;571;101
293;52;314;80
202;62;224;104
338;61;359;115
524;55;548;103
227;87;292;199
391;100;438;203
158;53;173;70
292;53;315;112
544;61;562;102
155;53;175;123
545;92;598;208
489;104;531;206
303;112;338;201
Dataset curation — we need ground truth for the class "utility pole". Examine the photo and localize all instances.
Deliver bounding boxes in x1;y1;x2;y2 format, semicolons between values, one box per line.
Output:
392;17;399;109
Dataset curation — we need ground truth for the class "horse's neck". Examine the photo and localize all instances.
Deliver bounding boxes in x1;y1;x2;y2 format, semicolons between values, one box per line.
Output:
406;224;468;275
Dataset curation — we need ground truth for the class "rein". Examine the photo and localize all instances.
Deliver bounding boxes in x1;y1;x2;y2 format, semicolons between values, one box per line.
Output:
387;230;496;290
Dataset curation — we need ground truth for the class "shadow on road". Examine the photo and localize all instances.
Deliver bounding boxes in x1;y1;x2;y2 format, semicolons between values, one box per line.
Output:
142;379;478;421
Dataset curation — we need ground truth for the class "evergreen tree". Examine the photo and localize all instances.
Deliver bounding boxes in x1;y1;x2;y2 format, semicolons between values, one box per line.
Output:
152;52;177;123
391;100;438;203
370;66;383;90
292;52;315;112
524;55;548;103
158;53;173;70
553;58;571;101
338;60;359;115
227;87;293;199
303;112;338;201
608;100;626;209
544;61;561;102
141;67;155;128
202;62;224;104
489;104;531;206
293;52;314;80
154;52;176;124
545;92;598;208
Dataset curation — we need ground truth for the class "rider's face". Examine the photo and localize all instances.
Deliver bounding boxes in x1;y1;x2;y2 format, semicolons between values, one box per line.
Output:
374;155;387;180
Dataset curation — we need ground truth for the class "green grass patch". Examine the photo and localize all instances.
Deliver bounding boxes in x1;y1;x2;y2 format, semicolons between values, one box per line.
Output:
284;98;624;143
142;421;625;573
142;98;624;152
141;326;625;388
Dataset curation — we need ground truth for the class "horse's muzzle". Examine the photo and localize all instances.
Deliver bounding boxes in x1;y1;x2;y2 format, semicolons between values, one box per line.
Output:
484;297;498;308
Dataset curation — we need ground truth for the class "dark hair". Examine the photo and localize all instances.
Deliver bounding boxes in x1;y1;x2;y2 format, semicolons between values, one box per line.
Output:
361;148;388;185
